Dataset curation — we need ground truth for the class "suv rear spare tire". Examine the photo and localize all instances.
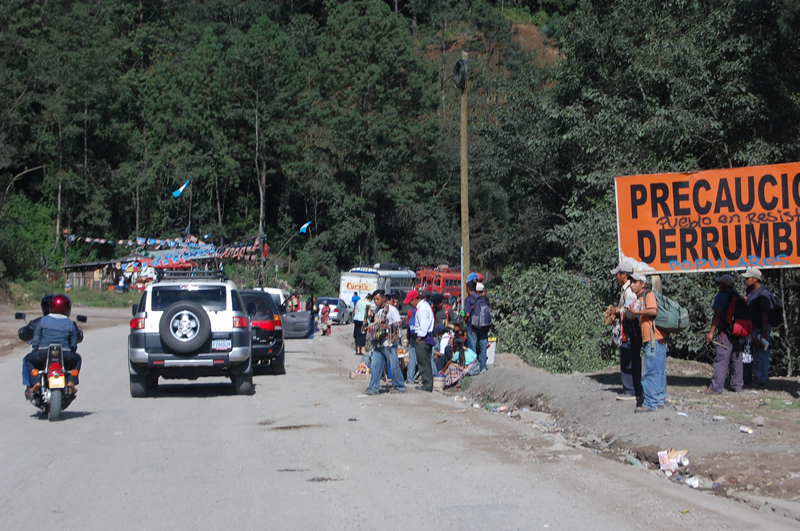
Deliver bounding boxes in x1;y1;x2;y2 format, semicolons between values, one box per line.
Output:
159;301;212;354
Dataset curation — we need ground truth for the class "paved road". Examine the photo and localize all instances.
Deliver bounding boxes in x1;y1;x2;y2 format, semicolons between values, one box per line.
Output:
0;322;793;530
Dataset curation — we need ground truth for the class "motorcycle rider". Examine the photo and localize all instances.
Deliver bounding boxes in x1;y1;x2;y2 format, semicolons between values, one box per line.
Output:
23;294;82;400
17;294;54;341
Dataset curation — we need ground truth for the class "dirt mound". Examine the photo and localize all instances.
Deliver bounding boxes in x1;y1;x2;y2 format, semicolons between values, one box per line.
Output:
468;354;800;506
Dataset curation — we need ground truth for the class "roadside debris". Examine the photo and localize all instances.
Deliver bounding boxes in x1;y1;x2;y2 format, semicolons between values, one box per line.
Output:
740;426;754;434
658;448;689;476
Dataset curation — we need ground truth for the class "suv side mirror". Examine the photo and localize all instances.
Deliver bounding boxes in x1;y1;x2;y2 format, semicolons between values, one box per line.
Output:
131;304;138;316
15;312;26;321
76;315;88;323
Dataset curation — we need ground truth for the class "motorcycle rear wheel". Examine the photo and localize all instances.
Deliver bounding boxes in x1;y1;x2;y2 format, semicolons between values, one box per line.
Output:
49;389;63;421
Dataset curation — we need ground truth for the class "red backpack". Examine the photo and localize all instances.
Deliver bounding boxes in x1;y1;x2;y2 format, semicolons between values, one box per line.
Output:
724;293;753;338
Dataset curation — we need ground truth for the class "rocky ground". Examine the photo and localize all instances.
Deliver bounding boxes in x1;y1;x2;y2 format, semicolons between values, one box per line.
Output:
464;353;800;516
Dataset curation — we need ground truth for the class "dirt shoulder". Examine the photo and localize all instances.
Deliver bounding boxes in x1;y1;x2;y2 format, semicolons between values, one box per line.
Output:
466;353;800;511
0;305;132;358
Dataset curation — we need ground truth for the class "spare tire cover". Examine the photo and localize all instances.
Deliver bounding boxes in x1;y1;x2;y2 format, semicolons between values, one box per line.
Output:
159;301;212;354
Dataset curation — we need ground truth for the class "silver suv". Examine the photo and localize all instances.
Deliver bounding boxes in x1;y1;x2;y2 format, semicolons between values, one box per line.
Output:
128;271;253;396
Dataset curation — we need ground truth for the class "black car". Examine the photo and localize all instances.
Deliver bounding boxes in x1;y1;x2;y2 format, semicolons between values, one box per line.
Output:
240;290;286;375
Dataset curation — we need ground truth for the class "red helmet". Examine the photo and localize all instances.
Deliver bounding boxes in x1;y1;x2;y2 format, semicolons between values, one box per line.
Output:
50;294;72;317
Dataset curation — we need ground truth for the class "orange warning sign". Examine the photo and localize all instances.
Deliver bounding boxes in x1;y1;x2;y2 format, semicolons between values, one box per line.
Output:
615;162;800;273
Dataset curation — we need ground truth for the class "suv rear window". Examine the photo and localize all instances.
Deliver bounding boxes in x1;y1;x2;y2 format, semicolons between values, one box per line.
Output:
240;292;275;318
151;287;227;311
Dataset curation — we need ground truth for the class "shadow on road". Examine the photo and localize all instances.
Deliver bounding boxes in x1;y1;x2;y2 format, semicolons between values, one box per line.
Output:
29;410;94;421
151;382;242;398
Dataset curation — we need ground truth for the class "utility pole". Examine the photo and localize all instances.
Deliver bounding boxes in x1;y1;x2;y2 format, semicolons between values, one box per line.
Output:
455;51;469;302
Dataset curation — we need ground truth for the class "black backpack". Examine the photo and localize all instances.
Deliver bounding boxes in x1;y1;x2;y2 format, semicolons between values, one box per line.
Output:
471;296;492;328
767;289;784;328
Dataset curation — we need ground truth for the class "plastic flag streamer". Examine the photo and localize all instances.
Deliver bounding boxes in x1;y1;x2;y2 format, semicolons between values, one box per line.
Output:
299;220;312;233
172;179;191;198
65;233;269;263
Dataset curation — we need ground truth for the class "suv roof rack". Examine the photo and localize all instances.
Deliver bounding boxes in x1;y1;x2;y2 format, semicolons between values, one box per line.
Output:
156;269;228;282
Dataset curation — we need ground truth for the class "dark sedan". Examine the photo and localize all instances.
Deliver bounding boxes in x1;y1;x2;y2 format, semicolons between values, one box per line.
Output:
240;290;286;375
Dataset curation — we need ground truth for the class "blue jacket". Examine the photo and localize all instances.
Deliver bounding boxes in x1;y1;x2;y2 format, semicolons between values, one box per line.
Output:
32;314;78;351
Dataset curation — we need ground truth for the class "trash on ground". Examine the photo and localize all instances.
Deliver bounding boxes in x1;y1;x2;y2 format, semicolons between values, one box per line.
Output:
685;476;700;488
712;415;726;421
348;418;357;421
435;419;447;424
681;508;690;514
676;412;688;417
659;448;689;476
740;425;754;434
486;403;507;412
472;403;480;408
356;394;368;398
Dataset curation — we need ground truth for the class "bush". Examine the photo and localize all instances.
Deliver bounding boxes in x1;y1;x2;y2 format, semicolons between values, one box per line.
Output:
503;6;549;26
493;260;615;373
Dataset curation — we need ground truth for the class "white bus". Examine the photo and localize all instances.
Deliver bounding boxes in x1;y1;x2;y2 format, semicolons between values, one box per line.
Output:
338;265;416;308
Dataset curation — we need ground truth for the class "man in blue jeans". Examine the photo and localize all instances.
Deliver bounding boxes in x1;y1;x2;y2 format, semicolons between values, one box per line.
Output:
470;283;491;372
742;268;772;386
463;281;478;352
627;274;668;412
365;290;406;395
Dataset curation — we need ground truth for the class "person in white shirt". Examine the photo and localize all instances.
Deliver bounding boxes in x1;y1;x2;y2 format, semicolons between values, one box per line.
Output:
405;289;434;392
364;290;406;395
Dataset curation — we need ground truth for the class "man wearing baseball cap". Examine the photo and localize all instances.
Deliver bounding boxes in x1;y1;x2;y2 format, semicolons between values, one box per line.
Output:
743;267;773;386
404;290;435;391
704;273;744;394
610;261;642;401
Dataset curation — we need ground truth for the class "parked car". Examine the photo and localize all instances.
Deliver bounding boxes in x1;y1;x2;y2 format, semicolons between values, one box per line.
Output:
317;297;353;325
128;270;253;397
239;290;285;375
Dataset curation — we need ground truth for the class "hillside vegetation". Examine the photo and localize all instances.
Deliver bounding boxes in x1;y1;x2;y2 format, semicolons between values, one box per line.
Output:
2;0;800;373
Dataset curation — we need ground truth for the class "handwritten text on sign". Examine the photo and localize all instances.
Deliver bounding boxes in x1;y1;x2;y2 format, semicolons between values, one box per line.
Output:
615;162;800;273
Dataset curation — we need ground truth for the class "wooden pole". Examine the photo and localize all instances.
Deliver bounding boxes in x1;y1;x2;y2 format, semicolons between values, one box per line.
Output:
460;51;469;303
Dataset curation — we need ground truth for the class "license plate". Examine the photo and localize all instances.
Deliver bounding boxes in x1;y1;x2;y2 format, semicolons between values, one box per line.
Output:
48;376;65;388
212;339;231;351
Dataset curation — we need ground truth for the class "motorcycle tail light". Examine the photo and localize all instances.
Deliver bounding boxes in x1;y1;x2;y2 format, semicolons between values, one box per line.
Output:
70;370;79;377
48;363;63;373
31;369;39;376
233;316;249;328
130;317;145;329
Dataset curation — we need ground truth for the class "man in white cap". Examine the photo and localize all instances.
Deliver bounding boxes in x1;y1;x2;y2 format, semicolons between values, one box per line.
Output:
742;267;772;386
626;273;668;412
704;273;744;394
610;261;642;401
471;282;492;372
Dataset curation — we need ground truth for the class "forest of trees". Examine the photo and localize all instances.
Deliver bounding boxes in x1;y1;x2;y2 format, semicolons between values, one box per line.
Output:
3;0;800;373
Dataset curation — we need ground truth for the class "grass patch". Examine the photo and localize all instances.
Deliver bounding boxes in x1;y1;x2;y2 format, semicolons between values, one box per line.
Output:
461;375;472;391
503;6;548;26
7;281;138;309
764;398;800;410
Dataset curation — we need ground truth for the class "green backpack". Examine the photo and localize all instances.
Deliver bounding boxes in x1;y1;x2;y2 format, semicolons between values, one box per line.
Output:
643;290;690;334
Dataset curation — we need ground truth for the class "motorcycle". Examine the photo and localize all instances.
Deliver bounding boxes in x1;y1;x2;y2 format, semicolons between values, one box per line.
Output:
16;312;87;421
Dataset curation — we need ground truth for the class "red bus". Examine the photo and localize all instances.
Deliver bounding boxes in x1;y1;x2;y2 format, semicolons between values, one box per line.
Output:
415;267;484;297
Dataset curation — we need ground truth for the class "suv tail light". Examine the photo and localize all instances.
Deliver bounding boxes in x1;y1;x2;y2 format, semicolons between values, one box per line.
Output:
130;318;145;329
233;316;249;328
251;315;282;331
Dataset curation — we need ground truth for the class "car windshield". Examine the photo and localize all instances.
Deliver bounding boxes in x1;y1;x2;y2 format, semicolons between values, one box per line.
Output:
151;287;227;311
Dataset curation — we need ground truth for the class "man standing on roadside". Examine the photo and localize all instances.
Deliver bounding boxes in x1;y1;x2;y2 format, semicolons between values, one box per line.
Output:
472;282;492;373
627;273;668;412
742;268;772;387
463;281;479;352
405;289;434;392
365;290;406;395
611;262;642;402
704;274;744;394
